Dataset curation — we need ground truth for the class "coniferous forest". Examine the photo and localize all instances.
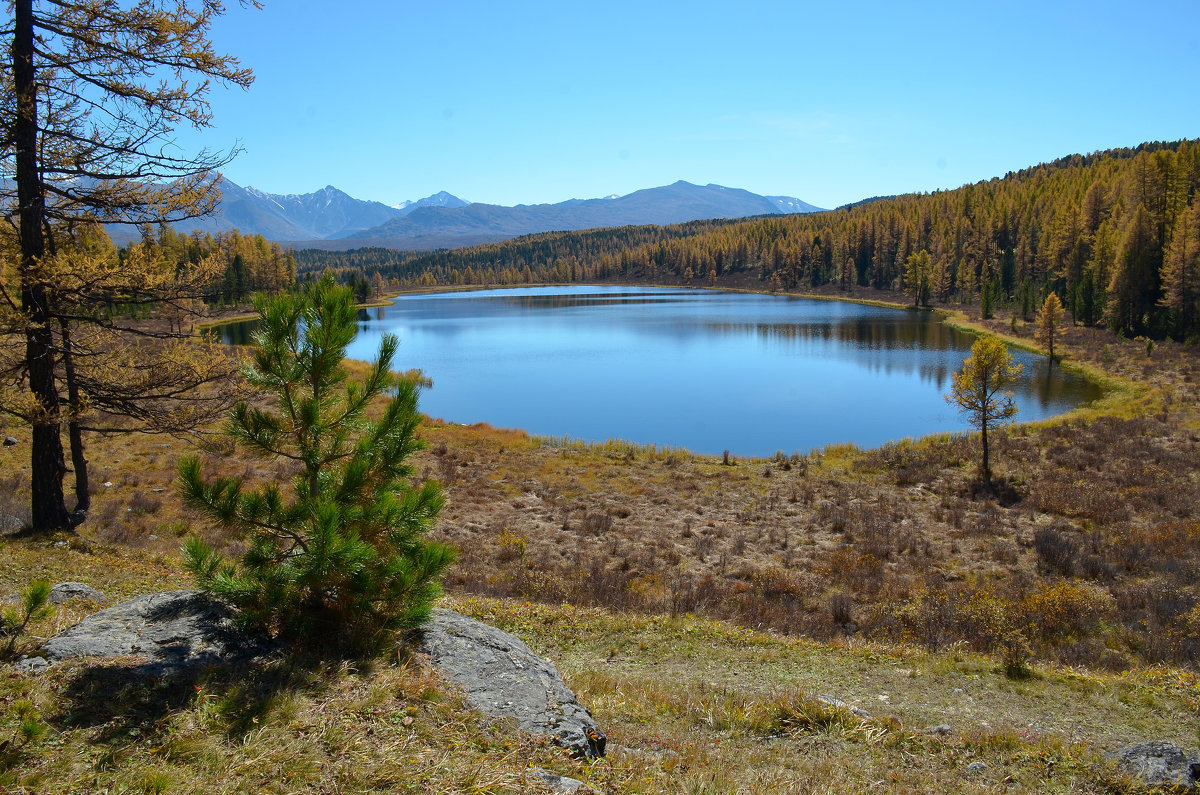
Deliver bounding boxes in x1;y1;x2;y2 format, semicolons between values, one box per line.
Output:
301;140;1200;341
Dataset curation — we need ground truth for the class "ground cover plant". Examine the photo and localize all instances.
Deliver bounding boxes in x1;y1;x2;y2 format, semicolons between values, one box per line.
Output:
1;287;1200;791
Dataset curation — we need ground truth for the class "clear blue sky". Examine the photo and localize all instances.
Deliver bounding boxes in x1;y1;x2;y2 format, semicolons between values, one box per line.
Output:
185;0;1200;209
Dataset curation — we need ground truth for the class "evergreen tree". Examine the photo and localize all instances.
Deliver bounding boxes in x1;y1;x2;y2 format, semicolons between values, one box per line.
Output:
980;281;995;319
179;277;455;653
1108;204;1158;335
904;249;932;307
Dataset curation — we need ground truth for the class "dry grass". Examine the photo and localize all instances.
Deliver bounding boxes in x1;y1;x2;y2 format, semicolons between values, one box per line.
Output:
1;595;1188;793
408;317;1200;673
1;642;574;794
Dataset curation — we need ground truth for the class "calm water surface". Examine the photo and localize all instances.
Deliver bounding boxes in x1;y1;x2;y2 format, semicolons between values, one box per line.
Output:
216;286;1102;457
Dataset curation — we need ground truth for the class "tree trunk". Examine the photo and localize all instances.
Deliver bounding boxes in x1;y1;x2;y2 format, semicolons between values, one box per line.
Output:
14;0;70;531
60;319;90;516
980;419;990;482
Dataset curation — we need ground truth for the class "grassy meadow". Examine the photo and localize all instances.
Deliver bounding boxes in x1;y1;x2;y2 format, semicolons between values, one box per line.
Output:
2;290;1199;793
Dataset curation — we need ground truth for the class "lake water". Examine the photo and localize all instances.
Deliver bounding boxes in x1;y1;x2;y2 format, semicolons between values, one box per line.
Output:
215;286;1102;457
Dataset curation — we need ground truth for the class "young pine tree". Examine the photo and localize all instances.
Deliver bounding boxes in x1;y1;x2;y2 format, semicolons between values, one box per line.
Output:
179;277;455;653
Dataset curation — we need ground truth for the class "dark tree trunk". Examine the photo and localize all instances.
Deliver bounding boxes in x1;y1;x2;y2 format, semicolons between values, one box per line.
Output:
60;319;90;516
14;0;70;531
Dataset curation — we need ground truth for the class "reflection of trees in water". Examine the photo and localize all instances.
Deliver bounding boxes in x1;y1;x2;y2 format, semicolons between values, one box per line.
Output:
1024;358;1093;409
215;320;258;346
700;318;964;387
358;307;385;322
704;319;1101;410
368;291;695;327
494;292;697;310
718;314;959;350
215;290;1102;420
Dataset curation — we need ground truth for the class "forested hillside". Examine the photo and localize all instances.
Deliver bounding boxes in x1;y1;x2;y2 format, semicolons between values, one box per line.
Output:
304;140;1200;340
130;225;298;304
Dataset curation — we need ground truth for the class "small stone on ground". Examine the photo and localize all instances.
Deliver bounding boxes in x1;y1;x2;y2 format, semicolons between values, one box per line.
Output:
529;769;601;793
47;582;107;604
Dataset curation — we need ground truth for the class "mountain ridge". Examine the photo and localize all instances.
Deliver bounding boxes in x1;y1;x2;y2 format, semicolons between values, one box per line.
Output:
105;179;420;245
107;179;824;249
337;180;824;250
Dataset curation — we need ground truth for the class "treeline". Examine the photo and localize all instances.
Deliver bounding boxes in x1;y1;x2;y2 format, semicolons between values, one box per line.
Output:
295;220;748;288
126;225;297;304
293;246;422;275
306;140;1200;340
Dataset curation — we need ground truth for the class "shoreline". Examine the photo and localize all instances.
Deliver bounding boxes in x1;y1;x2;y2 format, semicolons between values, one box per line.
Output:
200;282;1136;462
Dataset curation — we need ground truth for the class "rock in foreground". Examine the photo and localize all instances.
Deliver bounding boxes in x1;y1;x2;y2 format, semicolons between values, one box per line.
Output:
1109;740;1200;788
30;590;262;674
419;608;606;759
18;592;607;760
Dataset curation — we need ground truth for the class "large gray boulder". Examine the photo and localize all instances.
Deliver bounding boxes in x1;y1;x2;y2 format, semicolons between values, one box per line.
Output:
17;592;608;761
419;608;606;759
1109;741;1200;788
28;590;262;674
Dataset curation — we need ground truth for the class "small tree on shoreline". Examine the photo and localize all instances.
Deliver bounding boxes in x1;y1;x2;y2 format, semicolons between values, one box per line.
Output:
904;250;932;307
947;336;1022;482
179;277;455;653
1035;292;1065;360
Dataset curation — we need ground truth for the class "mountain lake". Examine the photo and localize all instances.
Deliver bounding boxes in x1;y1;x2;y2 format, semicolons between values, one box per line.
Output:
214;285;1103;458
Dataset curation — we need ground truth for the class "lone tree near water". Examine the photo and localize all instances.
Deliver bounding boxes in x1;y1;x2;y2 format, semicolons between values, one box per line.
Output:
179;278;456;652
1035;292;1066;360
904;249;933;307
946;336;1022;482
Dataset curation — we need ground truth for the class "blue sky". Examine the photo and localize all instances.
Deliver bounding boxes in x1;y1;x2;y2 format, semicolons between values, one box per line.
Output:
185;0;1200;209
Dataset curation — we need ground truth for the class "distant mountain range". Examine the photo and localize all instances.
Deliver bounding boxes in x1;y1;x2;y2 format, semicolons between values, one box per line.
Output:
107;179;824;249
393;190;471;215
105;180;406;245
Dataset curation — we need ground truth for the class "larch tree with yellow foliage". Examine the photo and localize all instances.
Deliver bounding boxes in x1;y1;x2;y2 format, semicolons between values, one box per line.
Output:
1035;292;1066;360
1;0;257;531
946;336;1022;482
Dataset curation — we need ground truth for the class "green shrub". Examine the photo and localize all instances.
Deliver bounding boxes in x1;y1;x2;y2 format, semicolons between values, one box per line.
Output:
179;277;456;654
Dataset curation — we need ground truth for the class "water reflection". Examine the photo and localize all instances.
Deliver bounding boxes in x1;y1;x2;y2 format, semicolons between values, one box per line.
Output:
212;286;1102;456
213;319;257;346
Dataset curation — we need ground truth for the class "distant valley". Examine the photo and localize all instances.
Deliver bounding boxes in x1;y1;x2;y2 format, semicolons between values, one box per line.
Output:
107;179;824;250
